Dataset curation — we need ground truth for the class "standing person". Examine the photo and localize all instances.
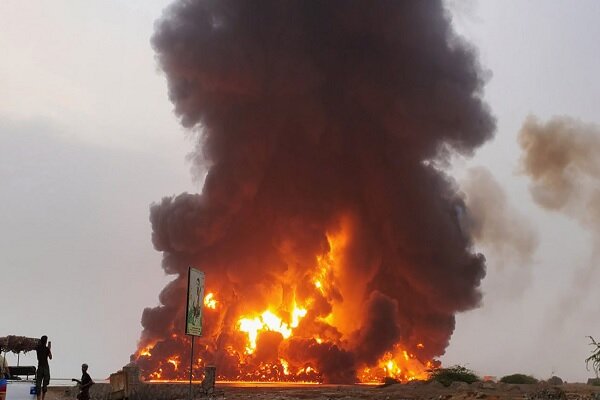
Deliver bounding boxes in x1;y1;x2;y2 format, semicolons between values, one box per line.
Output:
71;363;94;400
0;345;9;379
35;336;52;400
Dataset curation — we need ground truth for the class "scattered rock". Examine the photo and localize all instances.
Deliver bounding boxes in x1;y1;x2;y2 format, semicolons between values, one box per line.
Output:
450;381;470;390
428;380;445;388
475;392;487;399
526;386;567;400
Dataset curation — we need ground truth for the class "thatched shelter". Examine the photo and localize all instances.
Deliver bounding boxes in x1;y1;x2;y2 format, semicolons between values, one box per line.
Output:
0;336;40;353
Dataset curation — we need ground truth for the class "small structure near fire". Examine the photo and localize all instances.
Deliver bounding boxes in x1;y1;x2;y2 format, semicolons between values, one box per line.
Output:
0;336;39;354
109;364;141;400
107;363;219;399
0;335;39;380
201;366;216;395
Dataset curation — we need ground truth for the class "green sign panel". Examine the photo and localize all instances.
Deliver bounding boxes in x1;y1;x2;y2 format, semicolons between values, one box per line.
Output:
185;268;205;336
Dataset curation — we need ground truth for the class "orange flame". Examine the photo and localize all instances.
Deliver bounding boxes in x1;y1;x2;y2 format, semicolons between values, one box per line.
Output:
136;223;434;383
139;346;152;357
167;357;180;370
204;293;217;309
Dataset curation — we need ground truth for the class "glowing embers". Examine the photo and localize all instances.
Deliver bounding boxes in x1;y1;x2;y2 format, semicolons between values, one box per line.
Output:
238;306;307;354
225;361;321;383
148;368;163;380
139;346;153;357
280;358;290;375
167;356;181;370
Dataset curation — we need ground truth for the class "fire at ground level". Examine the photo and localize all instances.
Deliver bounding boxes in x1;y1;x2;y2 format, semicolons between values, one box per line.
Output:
134;337;436;384
133;232;440;385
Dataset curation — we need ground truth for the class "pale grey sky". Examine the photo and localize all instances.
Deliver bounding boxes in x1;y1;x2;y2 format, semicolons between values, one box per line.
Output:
1;0;599;382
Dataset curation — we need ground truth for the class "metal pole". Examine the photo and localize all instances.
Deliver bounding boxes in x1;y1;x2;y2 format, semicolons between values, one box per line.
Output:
189;336;195;400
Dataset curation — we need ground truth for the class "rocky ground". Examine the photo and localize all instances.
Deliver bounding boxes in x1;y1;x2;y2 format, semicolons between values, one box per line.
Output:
43;380;600;400
218;382;600;400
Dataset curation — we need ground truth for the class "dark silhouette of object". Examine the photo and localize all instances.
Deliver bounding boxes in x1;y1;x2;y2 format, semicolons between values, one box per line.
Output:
35;335;52;400
7;366;36;380
72;363;94;400
0;345;10;379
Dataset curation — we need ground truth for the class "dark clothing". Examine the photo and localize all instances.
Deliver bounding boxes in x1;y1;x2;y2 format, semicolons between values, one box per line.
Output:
77;371;93;400
35;365;50;394
36;344;51;394
81;372;92;393
36;346;51;368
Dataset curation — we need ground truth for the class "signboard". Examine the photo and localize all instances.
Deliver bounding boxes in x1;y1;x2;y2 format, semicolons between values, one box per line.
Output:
185;268;205;336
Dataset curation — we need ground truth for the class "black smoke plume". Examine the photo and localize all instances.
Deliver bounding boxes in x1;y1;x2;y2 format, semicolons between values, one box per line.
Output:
134;0;495;383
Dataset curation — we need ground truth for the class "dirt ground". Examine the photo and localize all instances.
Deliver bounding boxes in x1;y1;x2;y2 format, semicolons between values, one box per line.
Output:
43;381;600;400
218;382;600;400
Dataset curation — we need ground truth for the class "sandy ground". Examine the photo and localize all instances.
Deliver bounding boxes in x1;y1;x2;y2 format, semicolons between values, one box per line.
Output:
217;382;600;400
41;381;600;400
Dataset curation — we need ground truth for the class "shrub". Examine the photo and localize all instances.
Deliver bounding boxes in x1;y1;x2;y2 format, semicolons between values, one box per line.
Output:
586;336;600;378
428;365;479;387
499;374;539;384
587;378;600;386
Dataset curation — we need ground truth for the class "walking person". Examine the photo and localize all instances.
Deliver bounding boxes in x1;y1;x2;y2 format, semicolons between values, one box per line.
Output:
35;336;52;400
72;363;94;400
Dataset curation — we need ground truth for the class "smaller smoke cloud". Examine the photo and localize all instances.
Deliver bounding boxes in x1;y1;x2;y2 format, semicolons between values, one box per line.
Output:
460;167;538;297
519;115;600;326
519;115;600;231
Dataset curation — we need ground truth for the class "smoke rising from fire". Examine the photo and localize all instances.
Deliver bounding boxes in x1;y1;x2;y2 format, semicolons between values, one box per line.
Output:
519;116;600;324
460;167;538;296
519;116;600;229
134;0;495;383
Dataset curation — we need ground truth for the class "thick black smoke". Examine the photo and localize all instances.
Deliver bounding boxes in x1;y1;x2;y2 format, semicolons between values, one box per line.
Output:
135;0;495;383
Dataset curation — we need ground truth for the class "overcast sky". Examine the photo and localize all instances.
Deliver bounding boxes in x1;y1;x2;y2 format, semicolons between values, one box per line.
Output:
1;0;599;382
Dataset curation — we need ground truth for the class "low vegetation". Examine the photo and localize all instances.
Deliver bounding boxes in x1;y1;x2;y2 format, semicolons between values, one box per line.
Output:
586;336;600;378
499;373;539;384
428;365;480;387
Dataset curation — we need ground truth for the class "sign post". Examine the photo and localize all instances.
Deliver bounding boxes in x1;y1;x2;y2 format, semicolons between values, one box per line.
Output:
185;267;205;400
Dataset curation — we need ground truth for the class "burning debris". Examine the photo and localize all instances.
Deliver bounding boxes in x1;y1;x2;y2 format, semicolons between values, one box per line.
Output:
133;0;495;383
